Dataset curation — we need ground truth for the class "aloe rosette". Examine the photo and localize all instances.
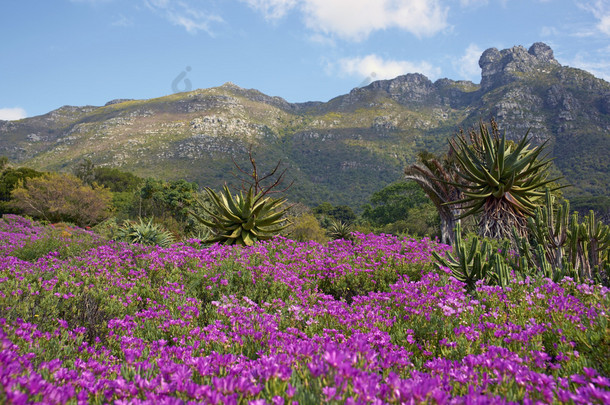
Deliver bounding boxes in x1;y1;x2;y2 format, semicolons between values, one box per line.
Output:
448;121;561;240
191;185;291;246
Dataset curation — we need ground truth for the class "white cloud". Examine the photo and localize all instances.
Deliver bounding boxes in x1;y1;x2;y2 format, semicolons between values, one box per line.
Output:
242;0;449;41
337;54;441;81
459;0;488;7
540;26;558;37
0;108;27;121
145;0;224;35
240;0;298;19
578;0;610;36
454;43;483;81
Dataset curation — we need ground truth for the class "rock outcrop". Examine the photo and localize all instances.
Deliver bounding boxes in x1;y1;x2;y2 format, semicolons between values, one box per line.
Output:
479;42;560;91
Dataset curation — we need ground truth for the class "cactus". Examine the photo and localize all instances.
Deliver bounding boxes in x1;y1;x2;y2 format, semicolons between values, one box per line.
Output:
517;191;609;285
527;189;569;269
583;210;610;283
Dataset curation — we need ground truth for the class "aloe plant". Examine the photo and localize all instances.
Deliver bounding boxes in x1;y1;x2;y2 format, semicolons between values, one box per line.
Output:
447;120;560;241
117;217;175;248
327;219;353;241
190;185;291;246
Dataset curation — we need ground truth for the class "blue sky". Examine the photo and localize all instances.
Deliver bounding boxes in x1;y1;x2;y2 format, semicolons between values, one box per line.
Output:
1;0;609;120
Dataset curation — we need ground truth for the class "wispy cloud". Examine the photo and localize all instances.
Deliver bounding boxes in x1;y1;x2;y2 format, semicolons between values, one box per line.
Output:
453;43;483;81
242;0;448;41
567;48;610;81
0;107;27;121
336;54;441;82
240;0;298;20
145;0;224;35
111;13;133;27
577;0;610;36
459;0;488;7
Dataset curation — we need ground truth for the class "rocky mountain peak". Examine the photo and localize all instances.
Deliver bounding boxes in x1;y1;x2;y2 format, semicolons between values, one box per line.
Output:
479;42;560;91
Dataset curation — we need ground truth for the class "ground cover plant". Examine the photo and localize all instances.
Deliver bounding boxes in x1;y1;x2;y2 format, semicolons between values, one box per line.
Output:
0;215;609;404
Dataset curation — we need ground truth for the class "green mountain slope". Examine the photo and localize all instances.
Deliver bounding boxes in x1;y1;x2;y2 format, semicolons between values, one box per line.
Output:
0;43;608;209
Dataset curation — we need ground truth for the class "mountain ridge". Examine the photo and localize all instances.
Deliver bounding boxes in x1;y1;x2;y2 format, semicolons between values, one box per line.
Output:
1;42;608;209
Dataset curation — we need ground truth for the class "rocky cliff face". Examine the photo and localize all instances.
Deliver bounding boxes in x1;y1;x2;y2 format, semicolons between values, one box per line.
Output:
0;43;608;207
479;42;561;91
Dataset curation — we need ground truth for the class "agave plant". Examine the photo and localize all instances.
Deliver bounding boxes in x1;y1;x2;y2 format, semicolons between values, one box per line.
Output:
117;217;175;247
447;119;561;241
190;185;291;246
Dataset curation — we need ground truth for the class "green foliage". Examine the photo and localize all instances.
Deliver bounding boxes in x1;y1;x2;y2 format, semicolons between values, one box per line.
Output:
116;217;175;248
9;172;112;227
362;182;429;226
73;158;95;185
317;261;432;303
137;178;198;222
313;202;356;225
191;185;291;246
11;224;104;262
570;195;610;224
448;119;560;240
287;213;328;243
439;190;610;291
361;181;440;239
0;166;45;214
91;167;143;192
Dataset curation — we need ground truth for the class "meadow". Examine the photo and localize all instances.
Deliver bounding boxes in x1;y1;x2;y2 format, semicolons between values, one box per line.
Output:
0;214;609;404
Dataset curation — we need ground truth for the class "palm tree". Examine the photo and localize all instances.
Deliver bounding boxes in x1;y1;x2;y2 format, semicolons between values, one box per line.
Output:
447;119;560;241
404;151;463;245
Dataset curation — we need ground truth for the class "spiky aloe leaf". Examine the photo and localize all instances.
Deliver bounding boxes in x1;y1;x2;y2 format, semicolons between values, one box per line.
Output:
445;120;563;240
189;185;291;246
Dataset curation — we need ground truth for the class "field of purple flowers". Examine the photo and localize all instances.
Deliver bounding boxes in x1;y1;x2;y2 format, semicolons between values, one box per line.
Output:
0;214;609;404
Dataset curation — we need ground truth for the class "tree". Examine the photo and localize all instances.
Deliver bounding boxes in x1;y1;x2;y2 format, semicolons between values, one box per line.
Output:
0;166;45;215
404;151;463;245
313;203;356;226
137;178;198;221
447;119;560;241
74;158;96;186
0;167;45;202
91;167;143;193
10;172;112;227
362;182;429;226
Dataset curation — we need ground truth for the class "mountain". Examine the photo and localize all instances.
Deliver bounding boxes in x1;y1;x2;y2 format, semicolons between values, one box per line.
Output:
1;42;609;209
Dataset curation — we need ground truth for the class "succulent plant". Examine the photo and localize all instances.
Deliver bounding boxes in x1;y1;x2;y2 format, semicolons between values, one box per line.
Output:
432;222;496;290
447;120;561;241
117;217;175;248
509;190;609;285
327;219;353;241
190;185;291;246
